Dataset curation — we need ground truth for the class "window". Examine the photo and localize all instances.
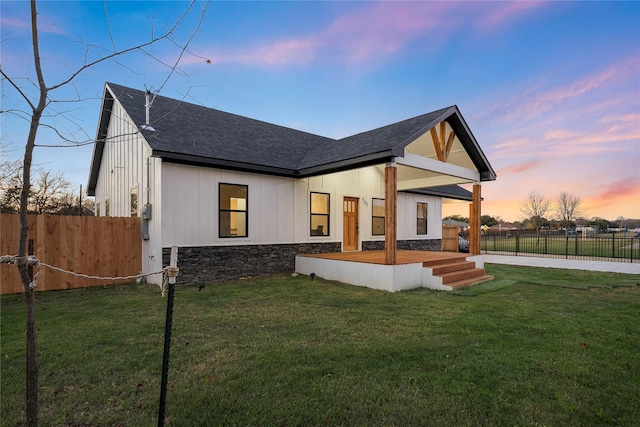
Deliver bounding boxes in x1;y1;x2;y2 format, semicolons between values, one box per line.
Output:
130;187;138;217
219;183;248;238
96;202;100;217
105;199;110;217
310;192;329;236
417;202;427;235
372;198;385;235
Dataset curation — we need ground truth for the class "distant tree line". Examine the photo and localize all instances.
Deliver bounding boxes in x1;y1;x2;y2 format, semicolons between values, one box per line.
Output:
1;160;94;215
444;191;636;235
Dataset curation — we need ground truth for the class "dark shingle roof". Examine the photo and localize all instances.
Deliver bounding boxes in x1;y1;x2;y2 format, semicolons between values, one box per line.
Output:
88;82;495;194
106;83;333;172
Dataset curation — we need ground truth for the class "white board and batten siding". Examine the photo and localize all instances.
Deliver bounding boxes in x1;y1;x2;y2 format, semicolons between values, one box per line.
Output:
93;99;151;218
93;98;162;279
161;162;442;247
161;163;296;247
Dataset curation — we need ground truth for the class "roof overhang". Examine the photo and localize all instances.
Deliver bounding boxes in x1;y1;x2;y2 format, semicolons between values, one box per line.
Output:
156;149;400;179
86;85;115;196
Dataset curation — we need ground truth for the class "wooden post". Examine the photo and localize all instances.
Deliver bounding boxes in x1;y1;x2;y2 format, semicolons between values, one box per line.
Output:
469;203;475;255
470;184;481;255
385;162;397;265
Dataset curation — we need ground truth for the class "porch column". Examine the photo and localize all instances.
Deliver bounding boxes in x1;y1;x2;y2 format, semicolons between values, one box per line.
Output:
469;183;481;255
385;161;397;265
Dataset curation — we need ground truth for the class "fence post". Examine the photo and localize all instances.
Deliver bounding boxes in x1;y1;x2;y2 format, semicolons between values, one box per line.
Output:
515;234;519;256
612;233;615;259
158;246;178;427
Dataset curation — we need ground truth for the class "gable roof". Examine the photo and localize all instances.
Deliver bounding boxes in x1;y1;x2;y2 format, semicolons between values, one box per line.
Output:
88;82;495;194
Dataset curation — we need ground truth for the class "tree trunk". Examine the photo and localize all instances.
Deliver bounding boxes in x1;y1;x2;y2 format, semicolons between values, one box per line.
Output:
15;1;49;423
18;105;44;427
24;287;38;426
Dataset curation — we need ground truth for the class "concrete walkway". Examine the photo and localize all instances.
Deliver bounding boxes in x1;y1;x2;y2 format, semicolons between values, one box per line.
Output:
483;254;640;275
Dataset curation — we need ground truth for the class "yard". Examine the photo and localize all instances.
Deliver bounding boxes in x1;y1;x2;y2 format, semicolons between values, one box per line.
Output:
1;265;639;426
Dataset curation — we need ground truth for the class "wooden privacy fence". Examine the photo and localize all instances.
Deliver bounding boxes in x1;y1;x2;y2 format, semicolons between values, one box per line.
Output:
1;214;141;294
442;225;460;252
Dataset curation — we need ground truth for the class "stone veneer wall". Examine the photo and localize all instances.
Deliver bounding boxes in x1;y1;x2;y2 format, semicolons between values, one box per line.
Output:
163;242;341;286
362;239;442;252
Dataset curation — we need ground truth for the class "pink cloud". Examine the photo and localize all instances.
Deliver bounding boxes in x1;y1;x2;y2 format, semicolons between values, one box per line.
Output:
499;159;542;175
1;14;66;35
209;38;321;67
189;2;552;68
475;1;549;33
583;178;640;217
1;16;30;30
503;57;639;122
322;2;453;64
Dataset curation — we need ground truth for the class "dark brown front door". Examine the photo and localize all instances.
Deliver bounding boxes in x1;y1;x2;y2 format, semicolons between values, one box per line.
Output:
343;197;358;251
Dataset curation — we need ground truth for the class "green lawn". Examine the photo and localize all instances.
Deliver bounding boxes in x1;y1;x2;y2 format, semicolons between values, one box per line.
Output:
2;265;639;426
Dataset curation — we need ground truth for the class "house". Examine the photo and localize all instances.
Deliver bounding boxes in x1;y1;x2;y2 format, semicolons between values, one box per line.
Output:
488;222;527;235
87;83;496;290
442;219;470;231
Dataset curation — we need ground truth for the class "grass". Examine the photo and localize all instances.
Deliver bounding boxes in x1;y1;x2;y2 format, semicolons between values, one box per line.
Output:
1;265;639;426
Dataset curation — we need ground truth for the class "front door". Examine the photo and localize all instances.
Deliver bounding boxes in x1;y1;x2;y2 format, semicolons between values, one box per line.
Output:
343;197;359;251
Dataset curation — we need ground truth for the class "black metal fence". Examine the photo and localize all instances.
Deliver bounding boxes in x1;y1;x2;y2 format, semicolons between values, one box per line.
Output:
481;232;639;263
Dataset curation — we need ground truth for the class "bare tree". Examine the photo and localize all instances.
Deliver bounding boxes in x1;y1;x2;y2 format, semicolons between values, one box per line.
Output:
30;170;71;214
0;1;207;424
520;190;551;244
1;166;70;213
53;190;95;216
1;160;24;213
556;192;583;236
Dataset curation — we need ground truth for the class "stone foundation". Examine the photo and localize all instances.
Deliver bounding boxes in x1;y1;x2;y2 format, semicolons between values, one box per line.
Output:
163;242;341;286
362;239;442;252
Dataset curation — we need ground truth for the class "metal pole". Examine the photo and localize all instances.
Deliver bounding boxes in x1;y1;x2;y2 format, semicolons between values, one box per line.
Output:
158;246;178;427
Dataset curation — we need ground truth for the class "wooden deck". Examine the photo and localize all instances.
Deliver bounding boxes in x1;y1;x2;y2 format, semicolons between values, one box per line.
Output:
298;250;469;266
296;250;492;292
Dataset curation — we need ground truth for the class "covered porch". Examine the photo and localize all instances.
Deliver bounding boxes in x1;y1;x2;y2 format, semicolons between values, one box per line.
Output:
296;106;496;292
295;250;492;292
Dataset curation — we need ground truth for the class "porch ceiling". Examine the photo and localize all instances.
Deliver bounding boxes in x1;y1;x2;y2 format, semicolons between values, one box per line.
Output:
384;121;483;191
376;155;480;191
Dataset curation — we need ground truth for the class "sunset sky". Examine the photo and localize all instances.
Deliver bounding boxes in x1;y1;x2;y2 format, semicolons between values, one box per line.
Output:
2;1;639;223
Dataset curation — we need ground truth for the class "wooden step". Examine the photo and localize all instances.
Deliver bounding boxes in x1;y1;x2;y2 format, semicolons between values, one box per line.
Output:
447;275;495;290
440;268;487;284
430;261;476;275
422;255;468;268
423;255;494;291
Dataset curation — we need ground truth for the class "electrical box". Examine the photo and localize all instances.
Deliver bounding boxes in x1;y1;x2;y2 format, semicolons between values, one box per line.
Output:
142;204;152;220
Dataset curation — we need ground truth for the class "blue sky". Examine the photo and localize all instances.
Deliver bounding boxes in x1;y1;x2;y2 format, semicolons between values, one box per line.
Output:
2;1;639;222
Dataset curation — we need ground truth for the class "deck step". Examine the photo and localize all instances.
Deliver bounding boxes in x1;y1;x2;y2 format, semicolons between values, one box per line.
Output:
423;256;494;290
447;275;495;290
423;256;468;268
440;268;487;284
430;261;476;275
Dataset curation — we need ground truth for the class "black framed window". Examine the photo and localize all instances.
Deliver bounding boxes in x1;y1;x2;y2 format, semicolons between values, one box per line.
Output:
417;202;428;235
310;192;329;236
372;198;385;236
219;183;248;238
